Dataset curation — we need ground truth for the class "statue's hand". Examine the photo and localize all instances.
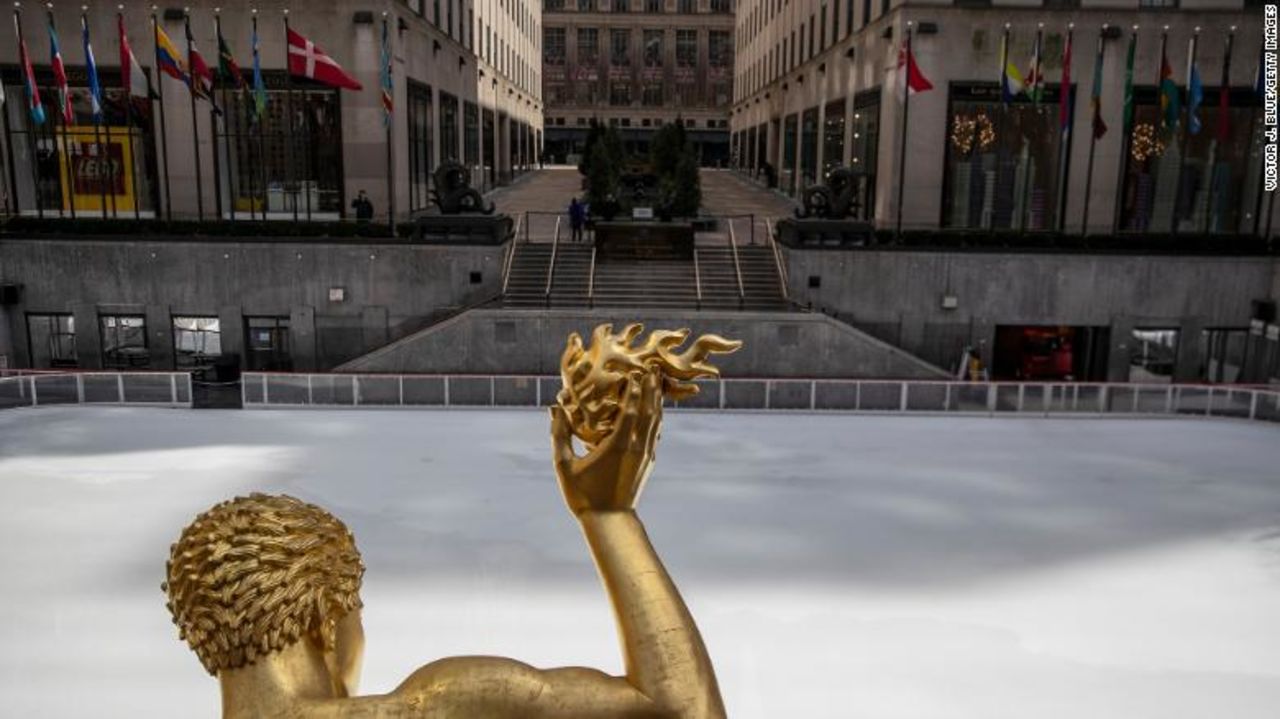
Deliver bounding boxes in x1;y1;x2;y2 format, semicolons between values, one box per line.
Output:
550;367;663;516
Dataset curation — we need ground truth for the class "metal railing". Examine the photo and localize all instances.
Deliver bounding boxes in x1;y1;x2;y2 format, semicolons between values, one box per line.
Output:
500;214;522;295
544;215;562;304
693;245;704;309
727;220;746;307
238;374;1280;424
587;244;598;307
766;217;789;301
0;371;194;410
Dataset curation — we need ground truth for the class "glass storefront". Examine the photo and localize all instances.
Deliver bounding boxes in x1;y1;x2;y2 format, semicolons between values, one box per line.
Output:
782;113;798;196
800;106;819;190
822;97;846;178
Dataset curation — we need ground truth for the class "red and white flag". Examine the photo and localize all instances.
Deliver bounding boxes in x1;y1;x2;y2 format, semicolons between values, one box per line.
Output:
896;39;933;103
287;28;363;91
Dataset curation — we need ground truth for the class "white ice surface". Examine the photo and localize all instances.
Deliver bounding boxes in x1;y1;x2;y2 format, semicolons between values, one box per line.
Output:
2;407;1280;718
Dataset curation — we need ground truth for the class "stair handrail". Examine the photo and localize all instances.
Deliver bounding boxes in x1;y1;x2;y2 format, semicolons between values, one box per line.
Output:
728;219;746;306
693;246;703;309
501;214;522;295
588;244;598;307
545;215;562;303
766;218;789;301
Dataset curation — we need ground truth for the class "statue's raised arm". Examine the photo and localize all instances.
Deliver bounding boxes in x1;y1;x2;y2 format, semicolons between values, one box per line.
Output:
162;325;739;719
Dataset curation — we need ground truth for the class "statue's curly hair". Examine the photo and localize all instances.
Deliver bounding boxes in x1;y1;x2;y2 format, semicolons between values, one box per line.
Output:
162;493;365;675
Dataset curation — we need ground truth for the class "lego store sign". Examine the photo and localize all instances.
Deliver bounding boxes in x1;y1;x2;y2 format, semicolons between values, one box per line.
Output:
58;128;137;214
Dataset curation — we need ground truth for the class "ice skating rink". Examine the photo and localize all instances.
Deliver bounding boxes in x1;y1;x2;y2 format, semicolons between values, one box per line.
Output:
2;406;1280;718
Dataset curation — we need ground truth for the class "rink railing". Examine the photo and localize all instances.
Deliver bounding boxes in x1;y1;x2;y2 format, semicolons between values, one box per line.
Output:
239;373;1280;424
0;372;194;409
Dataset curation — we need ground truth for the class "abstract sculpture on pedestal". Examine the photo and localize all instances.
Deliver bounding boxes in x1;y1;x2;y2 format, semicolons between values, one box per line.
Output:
162;324;741;718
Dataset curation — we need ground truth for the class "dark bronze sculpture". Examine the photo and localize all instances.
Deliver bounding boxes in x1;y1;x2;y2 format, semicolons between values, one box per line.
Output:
796;167;864;220
431;161;494;215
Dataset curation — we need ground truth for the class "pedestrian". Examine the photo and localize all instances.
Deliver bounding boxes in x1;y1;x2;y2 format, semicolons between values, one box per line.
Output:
568;196;586;242
351;190;374;223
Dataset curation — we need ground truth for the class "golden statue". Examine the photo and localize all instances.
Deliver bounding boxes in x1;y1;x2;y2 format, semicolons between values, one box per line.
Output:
163;324;741;718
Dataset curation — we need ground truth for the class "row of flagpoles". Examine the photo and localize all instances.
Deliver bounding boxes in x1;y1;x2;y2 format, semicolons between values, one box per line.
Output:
894;21;1269;237
5;5;394;224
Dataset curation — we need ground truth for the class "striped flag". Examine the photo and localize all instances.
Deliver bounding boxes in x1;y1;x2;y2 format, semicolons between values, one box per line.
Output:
1217;31;1233;144
82;15;103;121
1025;29;1044;104
1059;29;1073;141
1090;31;1107;140
217;28;247;91
1121;32;1137;134
16;17;44;125
251;19;268;121
155;24;190;84
1159;43;1179;131
119;14;152;99
47;20;74;124
1000;29;1024;105
1186;36;1203;136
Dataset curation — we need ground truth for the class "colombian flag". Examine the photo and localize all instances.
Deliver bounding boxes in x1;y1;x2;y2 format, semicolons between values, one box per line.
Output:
155;24;189;85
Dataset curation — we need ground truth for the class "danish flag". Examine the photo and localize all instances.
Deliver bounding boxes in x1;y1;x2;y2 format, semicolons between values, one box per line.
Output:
287;28;362;91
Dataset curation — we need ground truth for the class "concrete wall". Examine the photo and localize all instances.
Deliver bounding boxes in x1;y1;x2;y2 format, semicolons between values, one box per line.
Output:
338;307;951;378
0;238;506;370
783;246;1279;379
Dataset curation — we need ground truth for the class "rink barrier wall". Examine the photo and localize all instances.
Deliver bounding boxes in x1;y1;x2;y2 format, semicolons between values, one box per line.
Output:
0;372;193;409
238;373;1280;424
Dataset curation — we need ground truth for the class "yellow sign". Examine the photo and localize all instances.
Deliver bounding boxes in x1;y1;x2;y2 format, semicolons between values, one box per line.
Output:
57;126;137;214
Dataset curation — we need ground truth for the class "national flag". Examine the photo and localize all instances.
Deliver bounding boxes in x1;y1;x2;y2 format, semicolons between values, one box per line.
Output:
251;20;268;121
82;16;103;121
1025;31;1044;104
287;27;363;91
1090;34;1107;140
119;15;152;99
218;31;247;91
1159;44;1179;131
1121;32;1137;134
380;18;394;124
1000;31;1024;104
17;26;44;125
896;36;932;103
1187;62;1203;135
47;21;74;124
1059;30;1073;140
186;22;216;103
1217;32;1233;144
155;24;190;85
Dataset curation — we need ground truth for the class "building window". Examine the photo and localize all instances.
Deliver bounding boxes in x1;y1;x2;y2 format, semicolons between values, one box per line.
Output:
677;0;695;12
642;83;664;106
578;27;600;65
464;101;481;170
822;97;846;177
645;0;663;13
546;0;564;9
545;27;566;65
224;78;346;217
611;82;633;106
26;314;77;369
711;0;731;11
783;113;798;195
800;106;819;189
245;317;292;372
643;30;664;66
579;0;597;10
614;0;630;10
100;315;149;369
1117;87;1263;233
172;317;222;369
709;31;732;68
611;29;631;66
439;92;460;162
942;83;1065;230
676;29;698;68
850;89;880;221
1137;0;1176;6
407;82;435;212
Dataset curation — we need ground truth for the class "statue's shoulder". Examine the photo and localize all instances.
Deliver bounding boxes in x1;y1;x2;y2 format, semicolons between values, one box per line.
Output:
384;656;547;716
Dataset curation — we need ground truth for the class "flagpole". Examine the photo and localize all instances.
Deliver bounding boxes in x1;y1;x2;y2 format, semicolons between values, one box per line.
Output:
252;10;267;222
1208;26;1233;234
996;22;1011;232
82;9;112;218
216;10;235;222
1112;26;1136;235
1;81;19;216
47;7;75;219
151;9;172;221
1081;25;1106;236
895;21;913;237
14;5;45;219
383;13;394;233
1020;23;1042;231
283;9;298;222
183;11;204;221
1172;27;1198;237
118;9;140;220
1056;24;1073;233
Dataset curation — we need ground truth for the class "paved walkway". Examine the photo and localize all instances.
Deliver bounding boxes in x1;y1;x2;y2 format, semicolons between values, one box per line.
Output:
490;167;798;243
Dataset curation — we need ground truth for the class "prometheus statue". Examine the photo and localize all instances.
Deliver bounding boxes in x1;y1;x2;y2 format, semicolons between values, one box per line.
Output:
162;324;741;718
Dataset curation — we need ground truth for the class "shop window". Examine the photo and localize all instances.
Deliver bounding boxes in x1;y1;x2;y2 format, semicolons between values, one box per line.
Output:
100;315;149;369
1200;329;1249;384
173;317;222;370
245;317;292;372
782;113;798;195
26;314;77;369
800;106;819;189
407;82;435;212
1129;329;1179;384
822;98;846;177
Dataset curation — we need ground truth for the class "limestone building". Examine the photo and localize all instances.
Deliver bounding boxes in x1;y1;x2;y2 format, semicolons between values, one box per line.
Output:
730;0;1265;233
541;0;735;164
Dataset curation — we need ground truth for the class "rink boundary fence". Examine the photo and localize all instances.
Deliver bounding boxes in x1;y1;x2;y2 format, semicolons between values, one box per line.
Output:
0;372;192;409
